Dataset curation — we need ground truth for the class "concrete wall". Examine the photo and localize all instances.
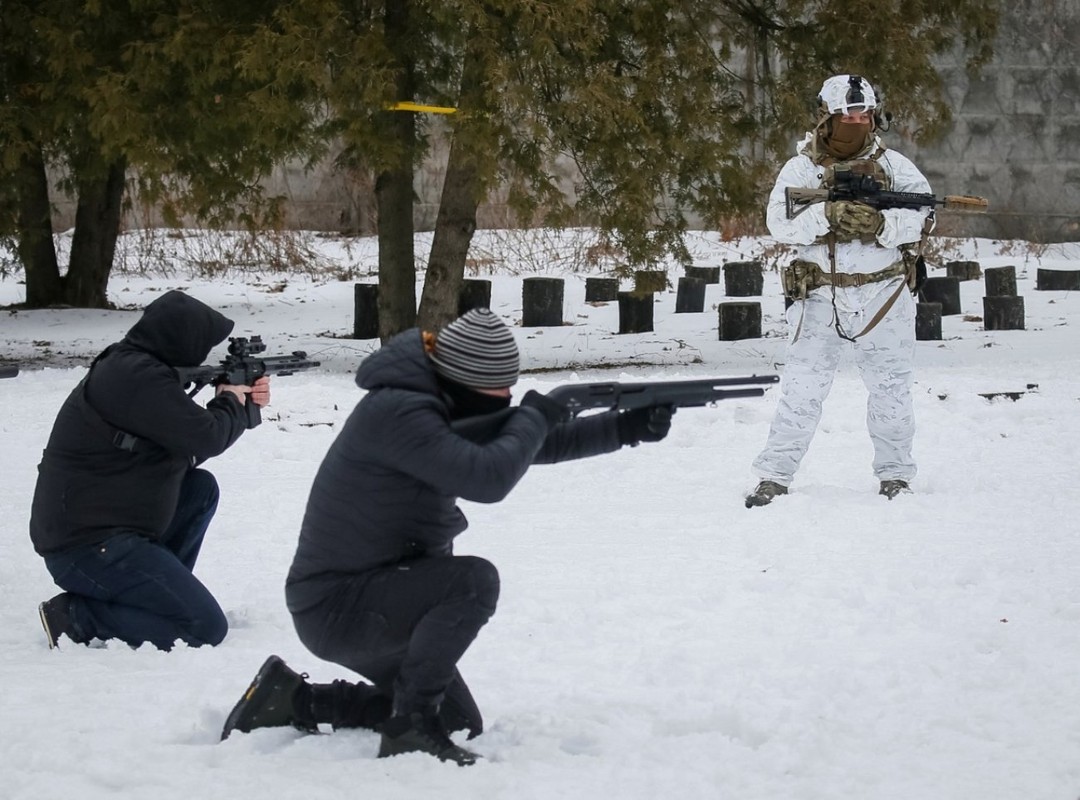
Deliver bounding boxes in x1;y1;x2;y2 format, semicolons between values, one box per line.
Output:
901;0;1080;241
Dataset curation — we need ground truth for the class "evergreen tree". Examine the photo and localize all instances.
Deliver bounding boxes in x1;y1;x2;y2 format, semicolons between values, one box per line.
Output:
0;0;315;308
2;0;998;324
254;0;998;334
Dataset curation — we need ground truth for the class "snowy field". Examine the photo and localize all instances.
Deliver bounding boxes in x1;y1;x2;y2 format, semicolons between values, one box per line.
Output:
2;230;1079;800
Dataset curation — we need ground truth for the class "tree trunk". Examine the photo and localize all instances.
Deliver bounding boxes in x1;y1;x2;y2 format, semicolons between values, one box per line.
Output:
16;144;62;308
417;39;489;332
64;158;127;308
417;135;481;331
375;0;417;342
375;166;415;341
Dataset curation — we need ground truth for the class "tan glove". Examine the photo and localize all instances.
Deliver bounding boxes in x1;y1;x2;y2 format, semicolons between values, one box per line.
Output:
825;201;884;237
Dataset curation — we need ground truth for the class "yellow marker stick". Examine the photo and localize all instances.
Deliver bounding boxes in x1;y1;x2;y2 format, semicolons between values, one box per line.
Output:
386;101;458;115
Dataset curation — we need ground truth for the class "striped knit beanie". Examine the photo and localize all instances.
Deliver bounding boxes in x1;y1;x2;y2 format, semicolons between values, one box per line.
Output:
430;308;520;389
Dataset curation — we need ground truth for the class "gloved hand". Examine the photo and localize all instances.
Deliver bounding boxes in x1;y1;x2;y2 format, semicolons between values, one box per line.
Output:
520;390;570;427
825;200;884;237
617;405;674;446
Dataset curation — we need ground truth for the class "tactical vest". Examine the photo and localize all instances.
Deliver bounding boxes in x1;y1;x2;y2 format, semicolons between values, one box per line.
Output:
818;152;889;244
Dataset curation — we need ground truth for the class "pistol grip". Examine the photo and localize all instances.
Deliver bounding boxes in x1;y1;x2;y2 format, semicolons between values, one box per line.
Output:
246;400;262;429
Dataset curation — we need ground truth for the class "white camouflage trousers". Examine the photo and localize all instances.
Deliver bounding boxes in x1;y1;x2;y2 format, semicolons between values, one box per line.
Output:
751;285;917;485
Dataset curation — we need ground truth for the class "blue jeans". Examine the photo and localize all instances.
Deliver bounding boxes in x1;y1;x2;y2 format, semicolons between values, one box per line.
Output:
43;469;228;650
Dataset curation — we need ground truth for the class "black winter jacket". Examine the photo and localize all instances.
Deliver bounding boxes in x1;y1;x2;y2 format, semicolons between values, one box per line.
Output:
29;291;249;555
285;329;622;613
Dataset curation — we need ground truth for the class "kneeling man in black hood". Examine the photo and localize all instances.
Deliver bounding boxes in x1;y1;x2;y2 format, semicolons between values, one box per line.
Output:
31;290;270;651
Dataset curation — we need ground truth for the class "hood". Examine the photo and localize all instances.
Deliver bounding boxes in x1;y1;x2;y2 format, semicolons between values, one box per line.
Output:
124;290;235;367
356;328;442;396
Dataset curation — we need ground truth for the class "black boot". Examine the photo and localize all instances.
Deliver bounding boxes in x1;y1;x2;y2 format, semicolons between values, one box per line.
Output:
311;680;392;731
378;708;480;766
38;593;79;649
220;655;318;740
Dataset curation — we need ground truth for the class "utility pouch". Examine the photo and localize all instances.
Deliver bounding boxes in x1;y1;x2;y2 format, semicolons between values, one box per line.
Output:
781;259;824;300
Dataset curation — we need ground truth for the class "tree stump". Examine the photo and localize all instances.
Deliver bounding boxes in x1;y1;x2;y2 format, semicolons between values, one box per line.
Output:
522;277;564;326
618;291;654;333
353;283;379;339
675;277;706;313
723;261;764;297
718;301;762;340
983;296;1025;330
633;269;667;294
1036;269;1080;291
946;260;982;281
458;279;492;316
984;266;1017;297
915;302;942;341
685;266;720;285
919;276;961;315
585;277;619;302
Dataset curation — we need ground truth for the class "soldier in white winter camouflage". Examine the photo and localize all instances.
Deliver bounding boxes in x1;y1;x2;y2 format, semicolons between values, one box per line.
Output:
746;74;934;507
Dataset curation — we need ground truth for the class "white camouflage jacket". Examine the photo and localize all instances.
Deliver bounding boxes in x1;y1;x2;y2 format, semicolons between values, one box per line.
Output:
765;133;933;312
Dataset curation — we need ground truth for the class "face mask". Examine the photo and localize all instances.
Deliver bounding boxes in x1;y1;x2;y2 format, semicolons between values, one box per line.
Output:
439;377;512;419
823;118;873;159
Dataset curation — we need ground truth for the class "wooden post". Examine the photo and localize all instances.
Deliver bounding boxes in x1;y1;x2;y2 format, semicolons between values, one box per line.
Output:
458;279;492;316
915;302;942;340
633;269;667;294
522;277;564;326
585;277;619;302
984;266;1017;297
983;296;1025;330
919;276;961;315
353;283;379;339
723;261;764;296
618;291;654;333
675;277;706;313
685;266;720;284
1036;269;1080;291
718;301;762;340
946;260;982;281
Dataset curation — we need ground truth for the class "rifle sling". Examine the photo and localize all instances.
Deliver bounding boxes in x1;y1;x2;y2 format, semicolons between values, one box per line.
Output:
789;238;907;343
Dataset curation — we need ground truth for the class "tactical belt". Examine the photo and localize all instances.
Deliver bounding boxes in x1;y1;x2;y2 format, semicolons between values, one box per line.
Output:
784;257;911;343
781;260;907;299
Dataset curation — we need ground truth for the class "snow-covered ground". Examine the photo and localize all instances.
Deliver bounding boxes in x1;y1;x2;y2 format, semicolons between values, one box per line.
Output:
2;230;1079;800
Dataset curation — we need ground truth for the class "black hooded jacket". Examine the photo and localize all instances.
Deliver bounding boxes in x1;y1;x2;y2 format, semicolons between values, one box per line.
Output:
285;328;622;613
29;291;250;555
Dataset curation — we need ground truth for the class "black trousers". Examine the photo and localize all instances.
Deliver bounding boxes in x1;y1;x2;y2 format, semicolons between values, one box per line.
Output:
292;554;500;735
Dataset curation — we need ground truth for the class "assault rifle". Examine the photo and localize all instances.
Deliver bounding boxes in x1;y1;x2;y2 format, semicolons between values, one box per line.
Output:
785;169;988;219
0;365;18;379
176;335;320;427
451;375;779;441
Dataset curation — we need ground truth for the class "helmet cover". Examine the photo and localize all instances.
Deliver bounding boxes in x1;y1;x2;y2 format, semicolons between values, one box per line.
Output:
819;74;878;115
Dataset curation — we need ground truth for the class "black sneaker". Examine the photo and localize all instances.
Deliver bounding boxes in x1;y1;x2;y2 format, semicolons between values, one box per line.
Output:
38;594;76;649
879;479;912;500
378;711;480;766
745;480;789;508
220;655;318;740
